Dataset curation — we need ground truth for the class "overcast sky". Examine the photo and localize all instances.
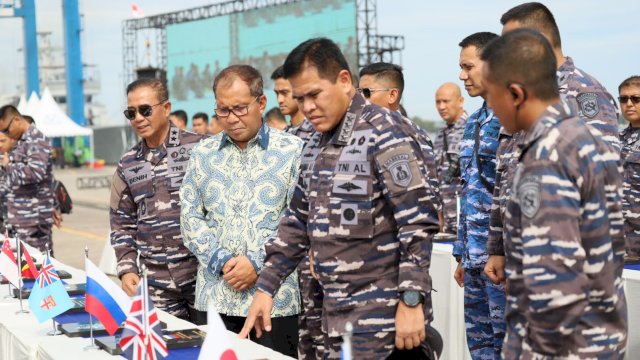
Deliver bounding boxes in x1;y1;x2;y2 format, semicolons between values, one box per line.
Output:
0;0;637;125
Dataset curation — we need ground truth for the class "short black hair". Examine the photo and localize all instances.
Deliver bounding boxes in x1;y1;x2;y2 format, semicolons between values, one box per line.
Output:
271;65;285;81
619;76;640;93
0;105;20;121
22;115;35;125
283;37;350;82
459;32;499;52
192;112;208;123
126;78;168;103
481;28;559;101
265;107;286;123
213;64;263;97
171;110;188;126
359;62;405;98
500;2;562;49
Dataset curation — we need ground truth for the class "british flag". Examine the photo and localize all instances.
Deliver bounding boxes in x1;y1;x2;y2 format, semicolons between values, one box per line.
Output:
119;274;167;360
37;255;60;288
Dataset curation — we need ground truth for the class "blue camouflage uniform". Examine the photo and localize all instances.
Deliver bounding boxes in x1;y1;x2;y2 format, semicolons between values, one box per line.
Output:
256;93;440;359
453;102;506;359
503;101;627;359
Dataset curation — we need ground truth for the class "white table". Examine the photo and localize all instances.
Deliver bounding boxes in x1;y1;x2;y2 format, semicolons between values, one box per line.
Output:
430;242;640;359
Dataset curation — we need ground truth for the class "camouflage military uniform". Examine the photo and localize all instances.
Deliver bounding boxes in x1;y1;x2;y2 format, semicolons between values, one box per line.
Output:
256;93;440;359
286;118;314;142
110;121;205;320
288;117;326;360
558;56;621;152
0;170;9;233
433;112;468;235
452;103;506;359
486;130;526;256
621;125;640;257
2;125;54;253
503;100;627;359
488;57;621;257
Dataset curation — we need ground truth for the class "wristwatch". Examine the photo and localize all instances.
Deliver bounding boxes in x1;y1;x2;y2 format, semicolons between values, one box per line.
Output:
400;290;424;307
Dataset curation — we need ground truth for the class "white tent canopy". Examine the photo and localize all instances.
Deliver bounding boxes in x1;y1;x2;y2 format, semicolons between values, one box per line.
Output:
34;88;93;137
23;91;40;117
27;88;95;163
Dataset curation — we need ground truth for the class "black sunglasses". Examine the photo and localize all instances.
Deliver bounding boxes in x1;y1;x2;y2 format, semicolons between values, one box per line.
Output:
123;100;168;121
357;87;392;99
619;95;640;105
0;118;14;135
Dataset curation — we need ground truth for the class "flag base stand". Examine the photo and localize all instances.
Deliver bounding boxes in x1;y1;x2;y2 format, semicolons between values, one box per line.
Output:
14;309;29;315
47;320;62;336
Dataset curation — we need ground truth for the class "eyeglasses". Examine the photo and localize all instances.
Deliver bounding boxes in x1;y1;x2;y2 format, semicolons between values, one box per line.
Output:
618;95;640;105
214;96;260;118
0;118;14;135
123;100;168;121
357;87;393;99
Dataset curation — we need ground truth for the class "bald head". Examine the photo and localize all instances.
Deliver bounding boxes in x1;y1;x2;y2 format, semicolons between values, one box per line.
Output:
435;82;465;124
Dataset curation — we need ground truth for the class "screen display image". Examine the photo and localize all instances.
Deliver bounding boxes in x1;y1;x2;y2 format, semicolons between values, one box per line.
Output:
166;0;357;125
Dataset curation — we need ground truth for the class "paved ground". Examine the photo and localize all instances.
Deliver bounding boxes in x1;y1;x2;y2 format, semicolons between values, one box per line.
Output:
51;166;115;269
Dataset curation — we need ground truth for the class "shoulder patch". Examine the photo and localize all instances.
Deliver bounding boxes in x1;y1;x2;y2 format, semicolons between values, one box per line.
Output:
517;175;541;218
576;92;599;118
376;143;423;192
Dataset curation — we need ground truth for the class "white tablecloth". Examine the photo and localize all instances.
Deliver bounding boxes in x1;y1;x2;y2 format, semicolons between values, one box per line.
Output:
430;242;640;359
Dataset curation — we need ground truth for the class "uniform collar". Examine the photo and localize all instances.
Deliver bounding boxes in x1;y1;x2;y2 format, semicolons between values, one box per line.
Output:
622;124;640;144
218;120;270;151
324;92;366;147
136;120;176;160
557;56;575;85
520;100;574;154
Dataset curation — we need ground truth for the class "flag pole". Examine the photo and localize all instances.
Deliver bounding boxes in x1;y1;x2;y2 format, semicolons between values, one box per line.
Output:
46;243;62;336
142;264;149;360
341;322;353;360
3;230;13;300
84;245;99;350
15;237;28;314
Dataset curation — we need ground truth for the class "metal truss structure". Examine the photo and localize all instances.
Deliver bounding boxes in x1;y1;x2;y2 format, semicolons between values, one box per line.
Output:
122;0;404;88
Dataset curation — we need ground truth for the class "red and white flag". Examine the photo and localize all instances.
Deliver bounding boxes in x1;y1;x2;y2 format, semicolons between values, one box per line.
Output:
131;3;144;18
198;303;238;360
0;235;19;287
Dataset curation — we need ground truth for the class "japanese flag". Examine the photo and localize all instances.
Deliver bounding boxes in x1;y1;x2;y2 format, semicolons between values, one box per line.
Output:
198;303;238;360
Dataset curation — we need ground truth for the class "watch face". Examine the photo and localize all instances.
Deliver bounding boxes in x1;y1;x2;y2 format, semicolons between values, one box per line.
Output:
403;291;420;307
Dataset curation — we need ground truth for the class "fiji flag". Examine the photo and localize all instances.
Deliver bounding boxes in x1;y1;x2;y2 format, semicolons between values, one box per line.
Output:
28;254;73;323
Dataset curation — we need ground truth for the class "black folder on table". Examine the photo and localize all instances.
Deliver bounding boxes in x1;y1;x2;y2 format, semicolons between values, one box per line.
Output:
95;328;206;355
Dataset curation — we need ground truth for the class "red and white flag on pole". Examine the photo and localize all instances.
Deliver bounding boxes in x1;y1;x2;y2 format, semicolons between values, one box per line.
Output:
0;234;19;287
131;3;144;18
198;303;238;360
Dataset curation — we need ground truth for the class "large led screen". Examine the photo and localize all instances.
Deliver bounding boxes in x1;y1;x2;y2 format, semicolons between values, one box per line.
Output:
166;0;357;124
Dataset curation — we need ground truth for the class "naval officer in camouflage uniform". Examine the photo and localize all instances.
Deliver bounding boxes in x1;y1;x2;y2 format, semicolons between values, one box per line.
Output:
0;105;55;253
239;38;440;359
433;82;468;235
485;1;623;286
619;75;640;257
482;28;627;359
500;2;620;151
452;32;507;360
110;78;206;321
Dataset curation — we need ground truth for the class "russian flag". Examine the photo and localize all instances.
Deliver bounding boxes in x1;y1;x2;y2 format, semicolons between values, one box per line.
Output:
85;258;132;335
